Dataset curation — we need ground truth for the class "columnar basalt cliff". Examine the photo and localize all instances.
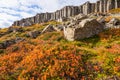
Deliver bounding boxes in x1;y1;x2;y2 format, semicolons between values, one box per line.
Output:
12;0;120;27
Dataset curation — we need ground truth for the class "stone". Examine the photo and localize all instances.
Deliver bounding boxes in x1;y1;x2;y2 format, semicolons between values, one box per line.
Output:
109;18;120;25
11;0;120;27
64;19;104;41
27;30;40;38
73;14;88;21
0;37;24;49
106;18;120;28
41;25;56;34
97;16;106;24
53;25;63;31
8;27;23;33
0;43;4;49
57;17;68;22
15;37;25;43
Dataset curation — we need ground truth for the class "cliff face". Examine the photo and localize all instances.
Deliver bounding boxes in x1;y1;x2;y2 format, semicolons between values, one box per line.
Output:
12;0;120;27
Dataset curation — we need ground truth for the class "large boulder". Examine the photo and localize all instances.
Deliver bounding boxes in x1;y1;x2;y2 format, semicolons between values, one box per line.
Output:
64;19;104;41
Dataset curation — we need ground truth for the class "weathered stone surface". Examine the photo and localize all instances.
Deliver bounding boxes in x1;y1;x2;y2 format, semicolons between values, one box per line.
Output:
73;14;88;21
97;16;106;24
0;37;24;49
64;19;104;41
57;17;68;22
53;25;63;31
109;18;120;25
11;0;120;27
27;30;40;38
8;27;23;33
41;25;55;34
106;18;120;28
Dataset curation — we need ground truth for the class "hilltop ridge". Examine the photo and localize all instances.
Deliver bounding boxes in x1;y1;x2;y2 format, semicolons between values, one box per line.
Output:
12;0;120;27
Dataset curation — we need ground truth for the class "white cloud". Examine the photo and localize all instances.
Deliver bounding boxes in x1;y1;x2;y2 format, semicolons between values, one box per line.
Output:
0;0;20;8
0;0;97;28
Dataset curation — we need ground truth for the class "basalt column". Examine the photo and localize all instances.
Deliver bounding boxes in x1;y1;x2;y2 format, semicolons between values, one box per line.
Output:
82;1;91;15
63;6;68;17
67;6;72;17
99;0;104;13
35;14;40;23
103;0;108;13
107;0;115;12
79;5;83;13
95;1;100;13
90;3;95;13
55;11;60;20
115;0;120;8
72;6;79;16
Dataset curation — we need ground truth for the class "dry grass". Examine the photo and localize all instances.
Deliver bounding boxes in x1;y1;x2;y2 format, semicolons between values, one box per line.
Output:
109;8;120;13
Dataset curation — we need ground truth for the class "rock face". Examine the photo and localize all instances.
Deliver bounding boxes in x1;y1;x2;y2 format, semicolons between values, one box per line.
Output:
12;0;120;27
53;25;63;31
41;25;56;34
64;19;104;41
8;27;23;33
0;37;24;49
27;30;41;38
106;18;120;28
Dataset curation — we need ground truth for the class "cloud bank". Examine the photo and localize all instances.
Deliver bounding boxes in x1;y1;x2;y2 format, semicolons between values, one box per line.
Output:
0;0;97;28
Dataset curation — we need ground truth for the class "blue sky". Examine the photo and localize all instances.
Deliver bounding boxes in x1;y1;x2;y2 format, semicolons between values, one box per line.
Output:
0;0;97;28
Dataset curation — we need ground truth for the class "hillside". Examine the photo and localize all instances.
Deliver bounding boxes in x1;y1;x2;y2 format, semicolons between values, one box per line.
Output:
0;18;120;80
0;0;120;78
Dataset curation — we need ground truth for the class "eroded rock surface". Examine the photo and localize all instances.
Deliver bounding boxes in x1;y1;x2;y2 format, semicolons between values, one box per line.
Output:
12;0;120;27
64;19;104;41
0;37;25;49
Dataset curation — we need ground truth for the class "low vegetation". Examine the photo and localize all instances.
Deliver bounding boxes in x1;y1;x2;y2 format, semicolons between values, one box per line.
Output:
0;21;120;80
109;8;120;13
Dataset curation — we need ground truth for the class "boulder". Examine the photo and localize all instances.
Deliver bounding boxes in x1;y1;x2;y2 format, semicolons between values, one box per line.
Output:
53;25;63;31
73;14;88;21
0;43;4;49
97;16;106;24
8;27;23;33
109;18;120;26
15;37;25;43
57;17;68;22
64;19;104;41
27;30;40;38
106;18;120;29
0;37;24;49
41;25;55;34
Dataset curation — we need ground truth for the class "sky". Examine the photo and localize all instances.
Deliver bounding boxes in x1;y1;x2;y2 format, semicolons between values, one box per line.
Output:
0;0;97;28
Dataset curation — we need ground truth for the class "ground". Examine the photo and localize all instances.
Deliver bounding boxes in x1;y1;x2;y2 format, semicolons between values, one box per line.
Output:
0;21;120;79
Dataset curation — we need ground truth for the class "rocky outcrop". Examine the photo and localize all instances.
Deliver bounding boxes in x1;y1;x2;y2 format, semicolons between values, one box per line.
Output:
0;37;25;49
8;27;23;33
106;18;120;28
53;25;63;31
12;0;120;27
41;25;56;34
64;19;104;41
27;30;41;38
